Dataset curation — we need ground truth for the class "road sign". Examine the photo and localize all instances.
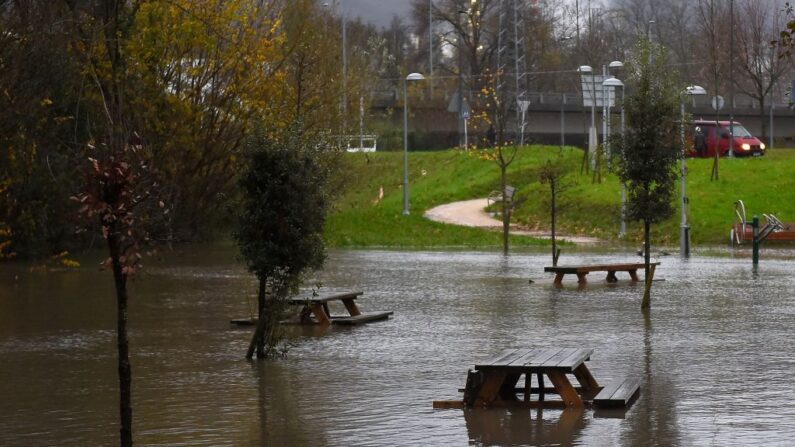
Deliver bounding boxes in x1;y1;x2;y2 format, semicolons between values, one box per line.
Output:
711;95;725;110
580;74;614;107
460;97;470;119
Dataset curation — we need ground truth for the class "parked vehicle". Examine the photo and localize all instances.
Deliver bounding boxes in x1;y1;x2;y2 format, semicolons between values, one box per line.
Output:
690;120;765;158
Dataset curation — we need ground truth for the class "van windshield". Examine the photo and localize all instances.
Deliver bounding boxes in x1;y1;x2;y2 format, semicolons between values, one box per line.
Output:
729;125;753;138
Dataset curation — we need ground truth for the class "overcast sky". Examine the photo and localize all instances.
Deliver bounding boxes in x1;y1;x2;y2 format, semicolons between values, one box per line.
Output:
342;0;414;28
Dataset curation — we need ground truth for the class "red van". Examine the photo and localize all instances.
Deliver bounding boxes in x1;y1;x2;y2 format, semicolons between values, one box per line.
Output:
691;120;765;158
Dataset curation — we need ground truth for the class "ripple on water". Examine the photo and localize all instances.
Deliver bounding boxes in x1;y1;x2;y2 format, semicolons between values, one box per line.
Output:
3;248;795;445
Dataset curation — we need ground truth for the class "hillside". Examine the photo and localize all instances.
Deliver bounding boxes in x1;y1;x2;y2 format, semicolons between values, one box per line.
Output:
326;146;795;248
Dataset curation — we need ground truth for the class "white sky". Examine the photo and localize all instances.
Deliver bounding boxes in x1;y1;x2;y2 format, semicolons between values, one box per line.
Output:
342;0;414;28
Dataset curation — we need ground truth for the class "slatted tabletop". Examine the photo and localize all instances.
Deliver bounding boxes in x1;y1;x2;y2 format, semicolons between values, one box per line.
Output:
543;262;659;284
544;263;658;274
288;290;363;305
475;347;593;372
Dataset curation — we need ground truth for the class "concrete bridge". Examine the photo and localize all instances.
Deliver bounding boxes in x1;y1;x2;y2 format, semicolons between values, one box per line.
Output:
371;91;795;151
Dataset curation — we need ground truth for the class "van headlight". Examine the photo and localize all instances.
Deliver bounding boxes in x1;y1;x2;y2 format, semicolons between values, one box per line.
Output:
760;143;766;150
741;143;750;150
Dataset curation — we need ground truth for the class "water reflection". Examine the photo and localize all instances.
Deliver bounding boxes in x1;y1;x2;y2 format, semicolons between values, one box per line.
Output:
3;247;795;445
465;408;587;446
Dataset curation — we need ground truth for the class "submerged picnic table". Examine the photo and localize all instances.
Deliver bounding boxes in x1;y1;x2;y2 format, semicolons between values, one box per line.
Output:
289;290;393;325
434;347;640;410
544;262;659;285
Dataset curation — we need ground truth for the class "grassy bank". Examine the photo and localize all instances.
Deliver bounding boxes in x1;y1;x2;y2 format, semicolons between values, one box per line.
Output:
326;146;795;248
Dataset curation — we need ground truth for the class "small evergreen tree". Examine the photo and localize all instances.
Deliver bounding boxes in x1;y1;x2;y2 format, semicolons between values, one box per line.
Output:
235;125;332;359
614;40;680;311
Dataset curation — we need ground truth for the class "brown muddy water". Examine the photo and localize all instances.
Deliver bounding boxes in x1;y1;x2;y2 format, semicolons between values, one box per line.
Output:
2;245;795;446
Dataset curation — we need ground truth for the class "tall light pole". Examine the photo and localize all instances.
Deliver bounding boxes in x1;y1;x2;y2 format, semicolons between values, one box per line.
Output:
603;61;623;165
769;44;776;150
728;0;735;158
341;0;347;135
403;73;426;216
429;0;433;97
680;85;707;257
578;65;597;169
604;76;625;237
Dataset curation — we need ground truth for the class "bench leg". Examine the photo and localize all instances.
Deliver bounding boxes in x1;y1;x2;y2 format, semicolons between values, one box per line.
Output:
524;374;531;402
472;371;509;407
299;305;313;324
628;269;639;281
606;271;618;283
573;364;600;399
310;303;332;325
554;273;565;285
322;303;331;319
547;371;583;408
537;373;545;402
576;272;588;284
342;298;361;316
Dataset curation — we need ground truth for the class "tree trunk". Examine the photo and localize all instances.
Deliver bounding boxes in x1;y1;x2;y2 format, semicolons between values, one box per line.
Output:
759;97;767;145
108;227;132;447
246;278;268;360
641;219;652;310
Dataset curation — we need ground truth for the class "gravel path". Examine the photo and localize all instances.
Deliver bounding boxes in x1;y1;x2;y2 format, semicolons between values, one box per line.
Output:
424;198;601;244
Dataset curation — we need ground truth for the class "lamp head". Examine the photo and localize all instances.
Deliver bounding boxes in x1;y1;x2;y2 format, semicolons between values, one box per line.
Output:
578;65;592;73
608;61;624;69
602;77;624;87
406;73;426;81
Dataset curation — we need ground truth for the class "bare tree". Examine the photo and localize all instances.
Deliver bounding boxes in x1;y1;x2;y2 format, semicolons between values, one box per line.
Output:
695;0;730;181
734;0;793;144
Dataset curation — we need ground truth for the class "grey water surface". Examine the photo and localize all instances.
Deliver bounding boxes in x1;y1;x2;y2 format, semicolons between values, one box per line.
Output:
1;245;794;446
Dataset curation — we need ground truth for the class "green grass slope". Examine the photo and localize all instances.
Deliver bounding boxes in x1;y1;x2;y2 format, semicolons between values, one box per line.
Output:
326;146;795;248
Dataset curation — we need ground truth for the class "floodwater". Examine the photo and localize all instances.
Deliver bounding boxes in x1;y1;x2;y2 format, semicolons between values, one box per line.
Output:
2;245;795;446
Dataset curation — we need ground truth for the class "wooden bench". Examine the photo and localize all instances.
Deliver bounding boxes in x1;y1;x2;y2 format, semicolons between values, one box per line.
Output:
289;290;392;326
487;185;516;208
544;262;660;285
593;376;641;407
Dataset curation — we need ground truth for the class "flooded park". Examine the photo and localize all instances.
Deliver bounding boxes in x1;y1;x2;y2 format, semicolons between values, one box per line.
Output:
2;245;795;446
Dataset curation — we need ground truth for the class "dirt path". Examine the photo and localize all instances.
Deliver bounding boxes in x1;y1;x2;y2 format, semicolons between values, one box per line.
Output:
424;198;601;244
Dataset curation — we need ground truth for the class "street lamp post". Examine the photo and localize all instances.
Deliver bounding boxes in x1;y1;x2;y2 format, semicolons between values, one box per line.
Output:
680;85;707;257
603;76;625;237
604;61;623;164
580;62;622;170
578;65;597;169
403;73;426;216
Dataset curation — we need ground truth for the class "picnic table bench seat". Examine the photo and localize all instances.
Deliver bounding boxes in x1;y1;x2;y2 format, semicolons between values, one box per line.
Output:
593;376;641;407
330;311;393;325
544;262;660;284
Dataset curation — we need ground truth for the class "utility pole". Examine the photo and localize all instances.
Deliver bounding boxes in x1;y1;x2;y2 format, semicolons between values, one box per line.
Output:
429;0;433;97
342;0;347;136
729;0;735;158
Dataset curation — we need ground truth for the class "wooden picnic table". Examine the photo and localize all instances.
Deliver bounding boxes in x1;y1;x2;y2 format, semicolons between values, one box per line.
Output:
544;262;660;285
434;347;639;410
289;290;392;325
